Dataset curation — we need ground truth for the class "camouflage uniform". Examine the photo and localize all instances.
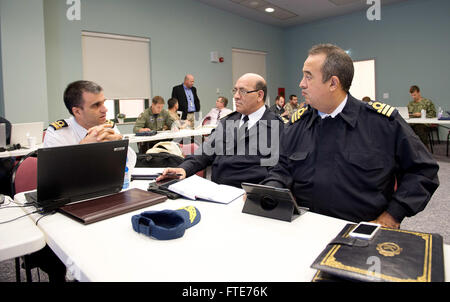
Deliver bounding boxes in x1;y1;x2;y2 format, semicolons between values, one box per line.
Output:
133;108;174;133
407;98;437;147
284;102;299;119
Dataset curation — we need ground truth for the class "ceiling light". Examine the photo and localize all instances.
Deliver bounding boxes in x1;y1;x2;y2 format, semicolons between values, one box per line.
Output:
249;1;260;7
265;7;275;13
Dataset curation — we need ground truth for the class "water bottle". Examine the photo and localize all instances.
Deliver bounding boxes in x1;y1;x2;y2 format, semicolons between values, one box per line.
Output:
123;159;130;190
420;109;426;118
438;107;443;119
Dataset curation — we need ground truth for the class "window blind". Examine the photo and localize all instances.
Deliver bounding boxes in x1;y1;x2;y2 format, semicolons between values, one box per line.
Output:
81;31;151;99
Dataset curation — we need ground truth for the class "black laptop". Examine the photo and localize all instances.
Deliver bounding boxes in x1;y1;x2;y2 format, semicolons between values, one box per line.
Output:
25;140;128;212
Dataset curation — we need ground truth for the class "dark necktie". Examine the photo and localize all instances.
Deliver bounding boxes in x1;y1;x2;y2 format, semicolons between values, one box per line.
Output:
240;115;249;133
217;109;221;121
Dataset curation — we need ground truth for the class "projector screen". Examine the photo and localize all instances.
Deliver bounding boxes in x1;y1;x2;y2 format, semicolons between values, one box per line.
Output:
350;59;376;101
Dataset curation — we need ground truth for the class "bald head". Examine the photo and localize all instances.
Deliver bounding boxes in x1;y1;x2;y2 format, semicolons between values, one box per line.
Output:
233;73;267;115
240;73;267;101
184;74;195;88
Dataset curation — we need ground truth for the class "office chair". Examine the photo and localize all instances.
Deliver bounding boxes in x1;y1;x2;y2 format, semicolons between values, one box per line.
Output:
10;151;37;282
179;143;204;178
428;124;440;146
447;130;449;157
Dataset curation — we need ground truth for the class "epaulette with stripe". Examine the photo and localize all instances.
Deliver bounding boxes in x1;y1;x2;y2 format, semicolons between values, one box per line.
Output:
367;101;397;119
49;119;68;130
105;120;115;128
290;106;309;124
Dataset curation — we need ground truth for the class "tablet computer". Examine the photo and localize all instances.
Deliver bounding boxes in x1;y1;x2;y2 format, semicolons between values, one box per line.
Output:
241;182;308;222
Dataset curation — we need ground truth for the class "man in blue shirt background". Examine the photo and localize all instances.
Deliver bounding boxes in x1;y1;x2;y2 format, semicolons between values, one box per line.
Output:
171;74;201;124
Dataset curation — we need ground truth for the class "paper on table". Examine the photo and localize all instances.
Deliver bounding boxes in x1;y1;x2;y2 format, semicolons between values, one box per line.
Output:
167;174;244;204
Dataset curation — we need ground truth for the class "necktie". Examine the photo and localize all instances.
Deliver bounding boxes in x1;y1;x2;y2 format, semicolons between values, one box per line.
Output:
217;109;221;121
240;115;249;133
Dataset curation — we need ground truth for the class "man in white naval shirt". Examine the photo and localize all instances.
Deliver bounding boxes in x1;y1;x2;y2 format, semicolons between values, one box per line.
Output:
35;81;136;282
44;80;136;167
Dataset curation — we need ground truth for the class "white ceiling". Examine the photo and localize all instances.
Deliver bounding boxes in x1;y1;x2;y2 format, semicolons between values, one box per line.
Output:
194;0;409;27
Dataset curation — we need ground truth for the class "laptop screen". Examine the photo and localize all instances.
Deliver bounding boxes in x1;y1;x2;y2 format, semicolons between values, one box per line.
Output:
36;140;129;206
11;122;44;147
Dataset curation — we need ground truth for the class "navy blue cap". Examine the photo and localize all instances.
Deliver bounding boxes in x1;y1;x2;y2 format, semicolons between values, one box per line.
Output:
132;206;201;240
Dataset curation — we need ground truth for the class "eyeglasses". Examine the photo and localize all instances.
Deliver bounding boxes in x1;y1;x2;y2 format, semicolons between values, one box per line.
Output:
231;88;260;96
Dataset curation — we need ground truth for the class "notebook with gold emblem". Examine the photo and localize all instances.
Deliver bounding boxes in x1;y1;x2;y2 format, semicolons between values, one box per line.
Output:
311;223;445;282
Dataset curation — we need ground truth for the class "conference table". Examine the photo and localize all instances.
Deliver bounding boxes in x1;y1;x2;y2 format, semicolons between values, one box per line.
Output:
0;127;215;159
405;117;450;126
13;180;450;282
124;127;215;144
0;144;43;159
0;195;46;281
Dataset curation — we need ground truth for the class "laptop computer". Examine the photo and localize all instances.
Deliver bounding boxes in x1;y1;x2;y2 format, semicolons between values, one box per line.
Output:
25;140;129;211
397;107;410;120
10;122;44;147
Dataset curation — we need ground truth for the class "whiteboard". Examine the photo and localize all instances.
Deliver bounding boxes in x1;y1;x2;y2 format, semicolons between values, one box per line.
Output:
350;59;376;101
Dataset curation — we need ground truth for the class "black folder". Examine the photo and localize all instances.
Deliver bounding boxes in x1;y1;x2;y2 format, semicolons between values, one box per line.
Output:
311;223;445;282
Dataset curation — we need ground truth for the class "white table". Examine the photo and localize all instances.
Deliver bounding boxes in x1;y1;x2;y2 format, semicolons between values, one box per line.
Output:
124;127;215;144
405;117;450;125
0;195;46;281
0;144;42;159
14;182;450;282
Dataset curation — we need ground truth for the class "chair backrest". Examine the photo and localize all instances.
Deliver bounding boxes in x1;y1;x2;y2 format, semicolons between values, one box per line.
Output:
179;143;199;157
179;143;204;177
11;156;37;195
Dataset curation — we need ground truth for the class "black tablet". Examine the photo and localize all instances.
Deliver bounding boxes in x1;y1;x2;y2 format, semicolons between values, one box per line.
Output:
241;182;308;222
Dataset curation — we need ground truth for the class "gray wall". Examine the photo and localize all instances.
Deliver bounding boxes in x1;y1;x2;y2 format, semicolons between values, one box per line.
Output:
0;0;48;123
283;0;450;111
0;13;4;117
42;0;285;124
1;0;449;137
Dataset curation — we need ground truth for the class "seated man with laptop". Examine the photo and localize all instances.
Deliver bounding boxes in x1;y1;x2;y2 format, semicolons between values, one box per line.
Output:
30;80;137;282
44;80;136;168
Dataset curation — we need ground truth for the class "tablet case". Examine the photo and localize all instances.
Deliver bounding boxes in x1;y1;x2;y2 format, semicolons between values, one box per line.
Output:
59;188;167;225
241;183;306;222
311;223;445;282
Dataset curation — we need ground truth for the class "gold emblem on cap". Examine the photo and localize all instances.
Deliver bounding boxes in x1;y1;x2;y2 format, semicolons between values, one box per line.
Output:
376;242;402;257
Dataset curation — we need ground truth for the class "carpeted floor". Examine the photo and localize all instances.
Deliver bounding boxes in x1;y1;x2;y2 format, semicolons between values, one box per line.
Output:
1;142;449;282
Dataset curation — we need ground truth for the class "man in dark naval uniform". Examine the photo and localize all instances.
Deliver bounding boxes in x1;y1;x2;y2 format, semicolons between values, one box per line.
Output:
157;73;284;188
261;44;439;228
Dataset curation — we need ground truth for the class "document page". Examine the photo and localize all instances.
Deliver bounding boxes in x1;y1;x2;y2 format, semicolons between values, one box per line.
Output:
168;175;244;204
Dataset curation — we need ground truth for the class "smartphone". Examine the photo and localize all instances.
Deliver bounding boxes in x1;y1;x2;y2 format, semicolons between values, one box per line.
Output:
348;222;381;240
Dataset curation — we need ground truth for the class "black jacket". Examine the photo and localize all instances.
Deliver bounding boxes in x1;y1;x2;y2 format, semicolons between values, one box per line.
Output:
171;84;201;120
261;95;439;223
179;106;284;188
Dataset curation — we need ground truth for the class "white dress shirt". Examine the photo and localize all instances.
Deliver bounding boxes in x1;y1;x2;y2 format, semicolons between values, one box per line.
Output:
44;116;137;169
318;95;348;119
239;105;266;129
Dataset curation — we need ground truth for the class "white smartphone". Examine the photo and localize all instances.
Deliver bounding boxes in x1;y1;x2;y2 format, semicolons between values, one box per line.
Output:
348;222;381;240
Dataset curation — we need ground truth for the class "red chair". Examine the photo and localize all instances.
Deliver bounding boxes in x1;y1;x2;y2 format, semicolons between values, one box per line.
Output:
10;152;38;282
179;143;204;178
179;142;199;156
11;156;37;196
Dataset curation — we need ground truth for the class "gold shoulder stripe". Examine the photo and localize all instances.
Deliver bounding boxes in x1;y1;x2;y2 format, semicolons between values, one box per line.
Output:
49;119;68;130
105;120;116;128
368;101;396;118
291;107;308;123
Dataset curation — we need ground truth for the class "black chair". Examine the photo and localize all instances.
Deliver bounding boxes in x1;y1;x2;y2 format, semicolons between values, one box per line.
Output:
446;130;449;157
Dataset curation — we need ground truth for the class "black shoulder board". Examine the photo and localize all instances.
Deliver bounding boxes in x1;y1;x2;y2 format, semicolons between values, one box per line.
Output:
290;107;308;124
367;101;397;118
49;119;68;130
